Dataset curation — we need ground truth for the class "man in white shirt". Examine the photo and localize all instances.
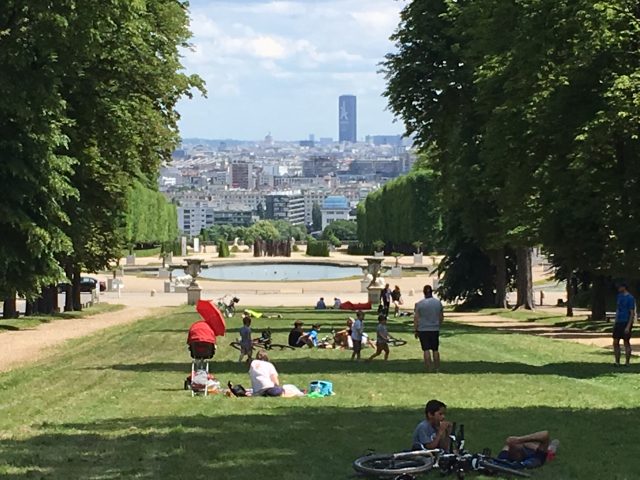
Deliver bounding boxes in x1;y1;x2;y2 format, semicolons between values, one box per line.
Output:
249;350;283;396
351;310;365;361
414;284;444;372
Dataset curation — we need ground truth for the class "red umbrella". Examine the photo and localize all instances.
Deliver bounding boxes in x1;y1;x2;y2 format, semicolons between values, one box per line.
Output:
196;300;226;336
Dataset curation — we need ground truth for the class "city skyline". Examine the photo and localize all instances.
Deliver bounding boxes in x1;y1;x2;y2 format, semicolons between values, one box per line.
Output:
175;0;406;141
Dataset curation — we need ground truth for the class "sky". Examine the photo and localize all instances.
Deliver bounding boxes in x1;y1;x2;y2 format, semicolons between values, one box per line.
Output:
176;0;406;141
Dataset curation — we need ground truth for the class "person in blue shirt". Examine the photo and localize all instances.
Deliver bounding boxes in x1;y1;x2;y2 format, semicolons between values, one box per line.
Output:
614;283;635;366
298;324;321;347
315;297;326;310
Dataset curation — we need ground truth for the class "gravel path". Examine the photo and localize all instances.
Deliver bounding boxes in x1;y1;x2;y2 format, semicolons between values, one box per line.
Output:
0;306;162;373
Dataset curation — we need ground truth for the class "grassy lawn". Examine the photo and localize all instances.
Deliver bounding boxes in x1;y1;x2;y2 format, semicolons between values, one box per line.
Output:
0;307;638;479
480;308;615;334
0;303;125;333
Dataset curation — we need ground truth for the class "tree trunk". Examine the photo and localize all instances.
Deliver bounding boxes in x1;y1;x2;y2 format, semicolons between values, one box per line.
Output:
3;295;17;319
591;275;607;321
490;247;507;308
566;270;574;317
64;264;74;312
72;266;82;311
514;246;534;310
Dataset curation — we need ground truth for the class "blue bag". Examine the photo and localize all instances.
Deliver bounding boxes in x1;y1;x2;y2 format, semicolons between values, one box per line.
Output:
308;380;333;396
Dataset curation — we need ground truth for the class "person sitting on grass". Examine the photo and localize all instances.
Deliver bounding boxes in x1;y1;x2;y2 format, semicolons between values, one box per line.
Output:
315;297;327;309
333;318;353;349
288;320;305;348
298;324;321;347
496;431;559;469
412;399;453;451
367;315;390;361
238;315;253;364
248;350;283;397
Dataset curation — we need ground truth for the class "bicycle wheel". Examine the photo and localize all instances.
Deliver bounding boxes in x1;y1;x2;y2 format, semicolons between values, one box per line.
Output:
389;338;407;347
353;453;434;477
229;342;242;351
269;343;295;351
478;459;531;478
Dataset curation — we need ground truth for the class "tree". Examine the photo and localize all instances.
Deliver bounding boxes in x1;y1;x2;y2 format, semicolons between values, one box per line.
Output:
0;3;77;316
322;220;358;242
311;202;322;231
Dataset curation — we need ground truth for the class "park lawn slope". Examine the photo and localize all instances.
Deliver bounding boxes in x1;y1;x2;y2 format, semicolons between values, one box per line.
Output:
0;307;638;479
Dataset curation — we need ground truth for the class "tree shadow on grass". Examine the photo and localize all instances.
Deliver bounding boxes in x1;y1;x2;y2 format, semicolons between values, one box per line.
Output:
0;406;637;479
100;357;639;379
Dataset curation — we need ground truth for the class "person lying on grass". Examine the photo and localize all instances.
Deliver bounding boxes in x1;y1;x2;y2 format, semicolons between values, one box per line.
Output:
496;431;559;469
412;399;453;451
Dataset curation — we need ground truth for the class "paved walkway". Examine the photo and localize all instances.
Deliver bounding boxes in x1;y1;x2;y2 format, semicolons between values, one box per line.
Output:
448;311;640;354
0;306;164;373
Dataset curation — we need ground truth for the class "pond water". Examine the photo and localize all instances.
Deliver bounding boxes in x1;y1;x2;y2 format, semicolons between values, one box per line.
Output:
198;263;363;281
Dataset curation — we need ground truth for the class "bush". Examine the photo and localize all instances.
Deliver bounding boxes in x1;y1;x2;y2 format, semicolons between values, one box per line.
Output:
292;244;300;252
346;242;373;255
307;240;330;257
230;245;240;253
327;234;341;248
218;240;230;258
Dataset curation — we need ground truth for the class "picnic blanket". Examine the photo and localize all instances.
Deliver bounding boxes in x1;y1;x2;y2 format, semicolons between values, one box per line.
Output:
340;301;372;311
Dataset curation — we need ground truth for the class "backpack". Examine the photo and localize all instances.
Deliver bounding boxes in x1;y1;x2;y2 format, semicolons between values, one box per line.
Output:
227;381;247;397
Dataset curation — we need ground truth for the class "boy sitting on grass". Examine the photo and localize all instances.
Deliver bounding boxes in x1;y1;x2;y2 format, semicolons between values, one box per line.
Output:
412;399;453;451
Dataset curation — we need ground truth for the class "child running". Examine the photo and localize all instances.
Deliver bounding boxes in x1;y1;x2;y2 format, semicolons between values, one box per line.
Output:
238;314;253;363
367;314;390;361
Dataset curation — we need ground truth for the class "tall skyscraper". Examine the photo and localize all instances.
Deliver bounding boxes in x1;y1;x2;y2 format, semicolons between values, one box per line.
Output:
338;95;357;143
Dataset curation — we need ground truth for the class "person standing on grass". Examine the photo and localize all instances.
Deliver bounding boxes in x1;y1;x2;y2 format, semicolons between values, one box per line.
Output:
238;315;253;364
380;284;392;317
367;314;390;361
614;283;635;366
414;284;444;372
351;310;365;361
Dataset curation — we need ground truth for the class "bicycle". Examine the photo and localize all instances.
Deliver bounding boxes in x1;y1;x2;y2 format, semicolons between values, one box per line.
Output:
230;328;294;351
353;424;530;479
217;295;239;318
387;335;407;347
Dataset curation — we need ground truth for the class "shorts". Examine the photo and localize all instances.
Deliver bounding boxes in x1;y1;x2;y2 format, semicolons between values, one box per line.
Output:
240;344;253;355
352;340;362;353
418;331;439;352
613;322;632;340
497;447;546;468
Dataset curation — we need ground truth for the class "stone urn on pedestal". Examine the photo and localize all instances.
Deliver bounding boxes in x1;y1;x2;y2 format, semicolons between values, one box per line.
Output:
364;257;385;304
185;258;203;305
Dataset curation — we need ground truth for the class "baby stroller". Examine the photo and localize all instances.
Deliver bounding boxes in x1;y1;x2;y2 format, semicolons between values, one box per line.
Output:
186;321;217;396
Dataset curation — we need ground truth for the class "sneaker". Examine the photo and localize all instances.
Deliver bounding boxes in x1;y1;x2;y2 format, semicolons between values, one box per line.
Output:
546;439;560;462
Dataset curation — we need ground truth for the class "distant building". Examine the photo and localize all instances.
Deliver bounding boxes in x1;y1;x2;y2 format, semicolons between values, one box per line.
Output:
338;95;357;143
213;209;254;227
303;156;335;177
303;190;328;224
177;201;214;237
368;135;403;146
265;192;306;225
319;137;333;145
321;195;351;229
230;162;253;189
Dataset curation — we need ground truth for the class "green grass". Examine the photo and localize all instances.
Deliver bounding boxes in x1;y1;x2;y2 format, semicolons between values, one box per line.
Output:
0;307;638;479
132;247;162;257
0;303;125;333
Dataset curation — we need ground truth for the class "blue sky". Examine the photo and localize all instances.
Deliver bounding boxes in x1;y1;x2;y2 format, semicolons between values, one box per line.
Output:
176;0;406;141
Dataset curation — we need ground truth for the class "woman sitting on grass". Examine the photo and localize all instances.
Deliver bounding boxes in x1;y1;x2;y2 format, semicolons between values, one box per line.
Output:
249;350;283;397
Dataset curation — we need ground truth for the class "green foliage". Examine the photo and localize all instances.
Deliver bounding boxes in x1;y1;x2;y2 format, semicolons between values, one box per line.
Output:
306;240;330;257
321;220;358;242
218;241;230;258
357;170;441;254
202;220;307;246
311;202;322;231
347;242;373;256
230;245;240;253
124;181;178;246
372;240;385;252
